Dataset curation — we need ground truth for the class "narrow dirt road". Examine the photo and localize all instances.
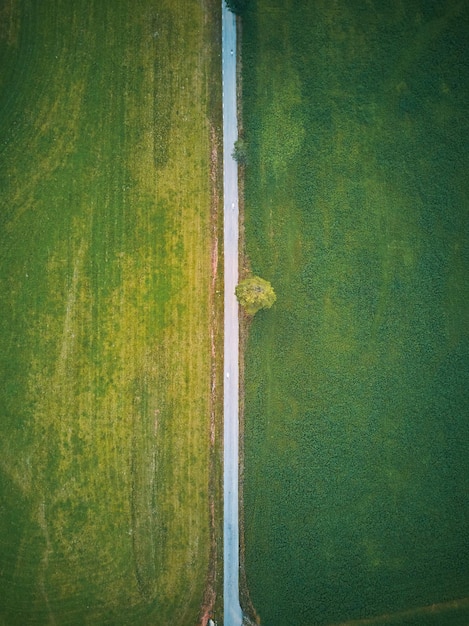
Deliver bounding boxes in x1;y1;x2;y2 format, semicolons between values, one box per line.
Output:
222;2;243;625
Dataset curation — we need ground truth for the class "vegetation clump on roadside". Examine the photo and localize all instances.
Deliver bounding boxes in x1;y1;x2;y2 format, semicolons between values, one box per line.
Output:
236;276;276;315
225;0;249;15
232;138;248;164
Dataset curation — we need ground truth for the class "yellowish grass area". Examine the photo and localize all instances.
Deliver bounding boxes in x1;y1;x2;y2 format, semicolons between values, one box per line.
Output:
0;1;221;623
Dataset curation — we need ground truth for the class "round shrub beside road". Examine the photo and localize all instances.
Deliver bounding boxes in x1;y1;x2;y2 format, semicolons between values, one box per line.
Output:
235;275;276;315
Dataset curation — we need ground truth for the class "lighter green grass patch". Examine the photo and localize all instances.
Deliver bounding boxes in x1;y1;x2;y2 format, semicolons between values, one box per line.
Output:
0;1;220;624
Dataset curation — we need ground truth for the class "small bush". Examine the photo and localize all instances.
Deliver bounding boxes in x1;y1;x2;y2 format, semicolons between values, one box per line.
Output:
235;275;276;315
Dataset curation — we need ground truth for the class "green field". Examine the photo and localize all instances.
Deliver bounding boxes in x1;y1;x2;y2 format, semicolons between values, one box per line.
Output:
0;1;222;624
241;0;469;624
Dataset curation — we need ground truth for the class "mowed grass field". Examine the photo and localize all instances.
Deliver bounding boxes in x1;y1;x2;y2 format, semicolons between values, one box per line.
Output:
241;0;469;624
0;1;221;624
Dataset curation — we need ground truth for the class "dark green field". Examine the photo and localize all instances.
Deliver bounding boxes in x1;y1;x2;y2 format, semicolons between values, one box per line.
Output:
241;0;469;624
0;1;221;624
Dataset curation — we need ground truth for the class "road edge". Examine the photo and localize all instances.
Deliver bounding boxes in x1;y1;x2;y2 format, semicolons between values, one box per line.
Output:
234;10;261;626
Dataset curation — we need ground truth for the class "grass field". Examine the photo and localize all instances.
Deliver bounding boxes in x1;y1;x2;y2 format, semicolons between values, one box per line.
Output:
241;1;469;624
0;1;222;624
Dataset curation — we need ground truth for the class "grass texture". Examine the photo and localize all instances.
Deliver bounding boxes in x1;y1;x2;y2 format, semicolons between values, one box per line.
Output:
0;1;221;624
241;1;469;624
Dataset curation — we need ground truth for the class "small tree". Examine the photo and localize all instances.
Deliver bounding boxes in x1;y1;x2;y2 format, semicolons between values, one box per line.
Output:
225;0;249;15
235;276;276;315
232;138;248;165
